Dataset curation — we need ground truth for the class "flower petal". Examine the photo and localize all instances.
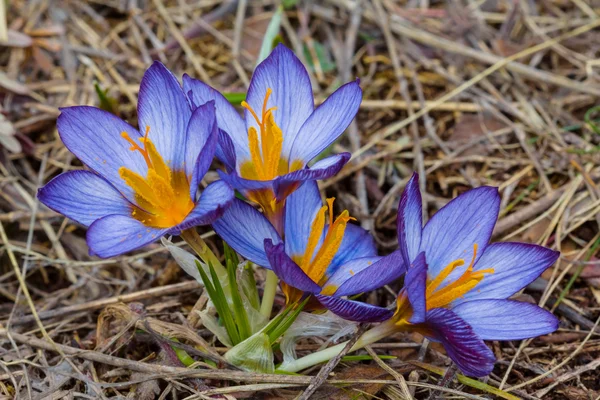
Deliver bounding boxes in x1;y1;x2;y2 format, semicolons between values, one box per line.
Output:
87;214;167;258
397;172;422;264
171;180;234;233
185;101;218;199
212;198;280;267
333;251;405;297
138;62;191;170
264;239;320;293
245;44;314;160
289;80;362;164
284;181;322;257
217;129;237;172
329;223;377;274
218;170;274;197
273;153;350;202
453;300;559;340
455;242;559;305
406;252;428;324
421;186;500;279
37;170;131;226
315;295;393;322
57;106;146;202
425;308;496;377
182;75;248;164
323;256;382;295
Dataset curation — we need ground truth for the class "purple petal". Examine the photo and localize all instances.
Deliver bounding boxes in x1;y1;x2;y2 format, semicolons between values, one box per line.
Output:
87;215;167;258
425;308;496;377
137;62;191;170
217;129;237;172
273;153;350;202
421;186;500;280
329;224;377;273
37;170;131;227
57;106;147;202
323;256;382;295
171;180;234;233
284;181;323;257
264;239;320;294
212;198;280;267
397;172;422;264
289;80;362;164
182;75;248;164
406;252;428;324
245;44;314;161
218;169;274;197
185;101;218;199
453;299;559;340
316;295;393;322
333;251;405;297
455;242;559;305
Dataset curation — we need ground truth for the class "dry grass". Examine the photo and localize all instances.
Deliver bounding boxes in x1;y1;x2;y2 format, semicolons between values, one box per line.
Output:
1;0;600;398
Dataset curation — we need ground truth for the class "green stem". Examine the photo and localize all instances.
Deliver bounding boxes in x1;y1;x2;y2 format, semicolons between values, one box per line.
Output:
180;228;226;277
277;320;398;373
260;270;279;318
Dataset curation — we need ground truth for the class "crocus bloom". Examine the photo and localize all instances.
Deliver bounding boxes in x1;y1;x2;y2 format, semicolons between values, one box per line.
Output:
182;44;362;230
325;173;559;376
38;62;234;258
212;181;405;322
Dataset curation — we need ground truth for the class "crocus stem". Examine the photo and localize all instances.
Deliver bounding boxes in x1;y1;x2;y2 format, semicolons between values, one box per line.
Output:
260;270;278;318
277;319;398;373
180;228;226;277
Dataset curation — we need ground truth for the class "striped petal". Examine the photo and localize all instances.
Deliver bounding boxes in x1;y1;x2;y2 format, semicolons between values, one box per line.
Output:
185;101;218;199
137;62;191;170
316;295;393;322
37;170;131;226
453;300;559;340
397;172;422;264
264;239;320;294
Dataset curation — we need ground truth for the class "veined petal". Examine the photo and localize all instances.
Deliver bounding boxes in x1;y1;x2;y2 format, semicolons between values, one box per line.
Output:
171;180;234;233
323;256;382;296
455;242;559;305
218;170;274;196
397;172;422;264
264;239;321;294
182;75;248;164
273;153;350;202
316;295;393;322
185;101;218;199
87;214;167;258
405;252;428;324
425;308;496;377
37;170;131;226
212;198;280;267
217;129;237;172
138;62;191;170
328;224;377;274
284;181;322;257
57;106;147;202
453;300;559;340
289;80;362;164
332;251;405;297
421;186;500;280
245;44;314;160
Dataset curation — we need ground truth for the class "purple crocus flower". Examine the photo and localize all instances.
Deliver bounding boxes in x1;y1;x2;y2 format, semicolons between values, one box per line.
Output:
182;44;361;231
325;173;559;376
212;181;405;322
37;62;234;258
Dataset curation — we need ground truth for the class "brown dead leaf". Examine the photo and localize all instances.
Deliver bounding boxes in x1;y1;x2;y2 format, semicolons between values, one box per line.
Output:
0;29;33;47
0;71;30;95
447;113;507;156
241;13;272;59
0;113;21;153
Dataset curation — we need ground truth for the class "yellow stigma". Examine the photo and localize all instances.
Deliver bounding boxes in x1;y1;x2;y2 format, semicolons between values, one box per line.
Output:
299;198;355;285
239;88;303;182
119;126;194;228
394;244;494;324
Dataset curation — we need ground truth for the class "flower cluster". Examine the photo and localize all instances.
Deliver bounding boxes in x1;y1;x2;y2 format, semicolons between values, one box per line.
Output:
38;44;559;377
